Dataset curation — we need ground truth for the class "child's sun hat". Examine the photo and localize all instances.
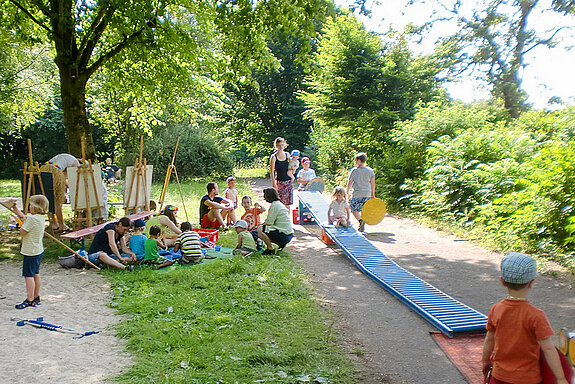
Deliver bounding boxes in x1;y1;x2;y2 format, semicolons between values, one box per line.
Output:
301;157;310;164
134;219;146;228
501;252;537;284
291;149;300;157
233;220;248;229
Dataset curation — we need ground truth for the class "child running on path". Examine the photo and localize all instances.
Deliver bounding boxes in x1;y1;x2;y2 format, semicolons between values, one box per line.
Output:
7;195;50;309
482;252;569;384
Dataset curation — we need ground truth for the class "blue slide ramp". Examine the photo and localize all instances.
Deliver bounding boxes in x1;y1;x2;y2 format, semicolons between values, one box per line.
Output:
297;191;487;337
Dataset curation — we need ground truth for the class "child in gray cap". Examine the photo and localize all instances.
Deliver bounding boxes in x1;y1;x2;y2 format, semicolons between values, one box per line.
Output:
482;252;568;384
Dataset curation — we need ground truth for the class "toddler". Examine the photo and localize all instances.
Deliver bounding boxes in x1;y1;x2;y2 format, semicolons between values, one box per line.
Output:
296;157;316;190
232;220;258;256
482;252;568;384
240;195;266;231
129;219;147;262
328;186;350;228
6;195;50;309
288;149;300;182
224;176;238;225
144;225;166;264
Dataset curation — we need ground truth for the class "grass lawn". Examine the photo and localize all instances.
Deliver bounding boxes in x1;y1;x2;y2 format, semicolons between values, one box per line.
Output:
0;177;355;383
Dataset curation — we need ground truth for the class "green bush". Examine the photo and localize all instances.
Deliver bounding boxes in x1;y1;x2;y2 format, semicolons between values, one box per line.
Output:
125;122;234;180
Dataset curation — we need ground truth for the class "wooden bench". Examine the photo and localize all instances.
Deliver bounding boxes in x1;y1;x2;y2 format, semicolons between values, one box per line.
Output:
61;211;154;248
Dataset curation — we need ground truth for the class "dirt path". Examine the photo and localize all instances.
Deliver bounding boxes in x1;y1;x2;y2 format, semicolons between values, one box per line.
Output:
247;178;575;384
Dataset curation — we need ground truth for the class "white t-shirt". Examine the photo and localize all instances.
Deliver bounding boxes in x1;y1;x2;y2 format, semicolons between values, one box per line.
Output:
49;154;79;170
329;200;349;217
20;214;46;256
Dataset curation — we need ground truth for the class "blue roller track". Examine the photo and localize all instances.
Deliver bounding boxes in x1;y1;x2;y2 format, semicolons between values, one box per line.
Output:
297;191;487;337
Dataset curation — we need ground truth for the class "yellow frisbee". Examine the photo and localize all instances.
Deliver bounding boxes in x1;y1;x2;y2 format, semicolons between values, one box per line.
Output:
361;198;386;225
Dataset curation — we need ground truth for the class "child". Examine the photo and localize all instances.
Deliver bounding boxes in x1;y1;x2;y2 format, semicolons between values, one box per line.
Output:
482;252;569;384
296;157;317;191
144;225;166;265
7;195;50;309
129;219;147;262
232;220;257;256
346;152;375;232
328;186;351;228
287;149;300;182
240;195;266;231
174;221;210;265
224;176;238;225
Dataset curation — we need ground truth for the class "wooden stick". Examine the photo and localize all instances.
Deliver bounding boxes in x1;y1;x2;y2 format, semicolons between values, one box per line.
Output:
44;231;101;270
173;166;189;222
158;136;180;211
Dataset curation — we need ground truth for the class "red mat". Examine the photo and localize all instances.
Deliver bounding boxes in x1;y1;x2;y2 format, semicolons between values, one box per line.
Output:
431;332;486;384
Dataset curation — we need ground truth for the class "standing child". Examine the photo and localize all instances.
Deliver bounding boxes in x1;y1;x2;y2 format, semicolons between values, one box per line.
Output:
482;252;569;384
240;195;266;231
129;219;147;262
296;157;317;191
346;152;375;232
224;176;238;225
328;186;351;228
232;220;258;256
6;195;50;309
287;149;300;183
144;225;166;265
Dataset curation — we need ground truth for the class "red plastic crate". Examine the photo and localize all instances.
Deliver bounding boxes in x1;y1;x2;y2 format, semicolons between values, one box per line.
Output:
192;228;219;243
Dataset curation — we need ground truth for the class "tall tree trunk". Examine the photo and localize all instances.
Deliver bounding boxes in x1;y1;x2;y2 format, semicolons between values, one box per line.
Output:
58;70;96;160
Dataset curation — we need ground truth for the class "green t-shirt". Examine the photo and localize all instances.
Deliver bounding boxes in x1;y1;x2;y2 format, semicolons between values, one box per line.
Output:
239;230;257;251
144;237;159;261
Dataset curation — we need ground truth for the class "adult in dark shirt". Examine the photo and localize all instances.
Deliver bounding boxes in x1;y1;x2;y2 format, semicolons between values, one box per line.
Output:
200;182;233;230
269;137;293;207
86;217;136;270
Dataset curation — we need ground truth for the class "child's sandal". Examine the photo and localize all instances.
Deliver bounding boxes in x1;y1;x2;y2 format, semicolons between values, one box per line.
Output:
15;299;35;309
32;296;41;306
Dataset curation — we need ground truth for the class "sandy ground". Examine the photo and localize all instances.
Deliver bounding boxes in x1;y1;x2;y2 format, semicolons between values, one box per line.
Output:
1;182;574;384
0;261;132;384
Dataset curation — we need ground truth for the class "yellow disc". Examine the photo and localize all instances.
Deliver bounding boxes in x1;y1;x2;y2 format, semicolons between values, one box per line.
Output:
559;329;569;355
361;198;386;225
570;336;575;365
306;177;325;193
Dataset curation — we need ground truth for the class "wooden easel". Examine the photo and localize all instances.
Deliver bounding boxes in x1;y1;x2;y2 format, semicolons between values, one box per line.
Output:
22;139;46;214
125;136;150;214
73;138;103;229
158;136;189;221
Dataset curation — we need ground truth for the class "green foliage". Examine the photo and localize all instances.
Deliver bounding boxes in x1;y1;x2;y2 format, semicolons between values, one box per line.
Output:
127;122;234;181
107;253;354;383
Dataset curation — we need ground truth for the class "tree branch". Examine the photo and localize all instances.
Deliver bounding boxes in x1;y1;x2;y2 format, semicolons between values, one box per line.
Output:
8;0;52;34
85;27;147;77
78;3;116;70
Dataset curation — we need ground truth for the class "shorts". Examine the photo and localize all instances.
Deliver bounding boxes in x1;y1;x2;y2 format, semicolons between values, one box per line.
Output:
201;213;222;229
264;226;293;249
277;180;293;206
22;253;43;277
180;253;204;265
250;230;259;242
350;197;370;212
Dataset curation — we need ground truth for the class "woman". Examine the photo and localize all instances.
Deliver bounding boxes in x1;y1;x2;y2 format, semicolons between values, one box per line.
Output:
257;188;294;254
269;137;293;207
145;205;182;246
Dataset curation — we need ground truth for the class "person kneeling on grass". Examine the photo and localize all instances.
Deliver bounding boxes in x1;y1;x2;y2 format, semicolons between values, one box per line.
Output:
257;188;294;255
232;220;258;256
87;217;136;271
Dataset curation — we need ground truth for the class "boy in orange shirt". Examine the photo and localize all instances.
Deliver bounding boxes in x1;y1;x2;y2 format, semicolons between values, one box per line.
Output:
482;252;568;384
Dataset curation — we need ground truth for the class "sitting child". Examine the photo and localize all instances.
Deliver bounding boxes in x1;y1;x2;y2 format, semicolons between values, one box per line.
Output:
296;157;317;190
129;219;147;262
287;149;300;182
328;186;351;228
240;195;266;231
174;221;209;264
144;225;167;265
232;220;258;256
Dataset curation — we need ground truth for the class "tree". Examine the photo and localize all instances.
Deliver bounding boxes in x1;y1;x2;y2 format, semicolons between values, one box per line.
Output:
432;0;575;118
301;12;443;174
3;0;331;159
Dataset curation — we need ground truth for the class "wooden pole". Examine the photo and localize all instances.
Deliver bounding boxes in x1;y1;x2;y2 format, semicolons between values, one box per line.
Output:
44;232;101;270
158;136;180;212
